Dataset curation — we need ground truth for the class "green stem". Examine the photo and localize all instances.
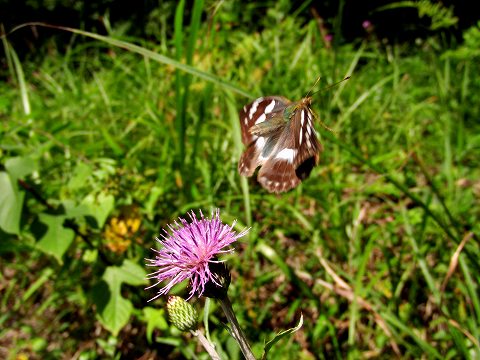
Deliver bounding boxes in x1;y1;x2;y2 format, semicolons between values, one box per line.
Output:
191;329;221;360
218;295;256;360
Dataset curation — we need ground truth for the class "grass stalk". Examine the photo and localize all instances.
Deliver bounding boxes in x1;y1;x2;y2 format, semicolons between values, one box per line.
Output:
8;23;252;98
174;0;186;167
7;42;31;117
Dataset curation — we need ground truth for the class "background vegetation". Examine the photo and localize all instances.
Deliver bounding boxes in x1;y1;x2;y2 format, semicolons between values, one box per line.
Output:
1;1;479;359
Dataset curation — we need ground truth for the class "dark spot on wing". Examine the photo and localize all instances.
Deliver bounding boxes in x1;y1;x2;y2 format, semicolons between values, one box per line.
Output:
295;156;316;180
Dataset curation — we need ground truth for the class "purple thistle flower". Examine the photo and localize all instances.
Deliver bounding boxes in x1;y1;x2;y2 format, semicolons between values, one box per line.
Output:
146;209;248;300
324;34;333;43
362;20;373;31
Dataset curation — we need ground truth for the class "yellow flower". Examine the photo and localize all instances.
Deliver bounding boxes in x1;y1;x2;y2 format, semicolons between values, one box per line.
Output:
103;207;142;254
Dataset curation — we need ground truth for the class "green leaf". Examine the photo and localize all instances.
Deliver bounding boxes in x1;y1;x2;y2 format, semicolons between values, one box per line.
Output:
22;268;55;302
67;162;93;190
96;260;148;335
0;171;25;235
144;186;163;219
81;192;115;229
100;127;124;156
36;213;75;264
262;314;303;360
143;307;169;343
98;290;132;337
114;259;149;286
8;41;31;116
62;200;91;218
382;311;442;358
5;156;36;180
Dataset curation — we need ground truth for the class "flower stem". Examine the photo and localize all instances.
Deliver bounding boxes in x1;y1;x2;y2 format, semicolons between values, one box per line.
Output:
218;295;256;360
191;329;221;360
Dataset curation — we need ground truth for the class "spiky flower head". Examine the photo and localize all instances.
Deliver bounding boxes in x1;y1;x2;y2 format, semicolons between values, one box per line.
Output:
166;296;198;331
362;20;372;30
146;209;248;300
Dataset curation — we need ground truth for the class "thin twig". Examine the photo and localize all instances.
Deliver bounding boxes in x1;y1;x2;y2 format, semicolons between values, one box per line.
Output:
191;329;221;360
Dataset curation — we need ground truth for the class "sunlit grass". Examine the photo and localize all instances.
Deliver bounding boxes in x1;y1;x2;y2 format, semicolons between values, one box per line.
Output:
1;3;480;358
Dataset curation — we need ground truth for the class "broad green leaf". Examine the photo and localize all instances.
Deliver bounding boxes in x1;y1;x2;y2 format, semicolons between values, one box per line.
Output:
5;156;36;179
63;200;91;218
262;314;303;360
115;259;149;286
81;192;115;229
143;307;169;343
36;213;75;263
99;266;132;335
67;162;93;190
0;171;25;235
96;260;148;335
97;287;132;336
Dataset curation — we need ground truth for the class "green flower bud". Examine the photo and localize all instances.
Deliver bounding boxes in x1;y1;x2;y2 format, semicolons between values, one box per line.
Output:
166;296;198;331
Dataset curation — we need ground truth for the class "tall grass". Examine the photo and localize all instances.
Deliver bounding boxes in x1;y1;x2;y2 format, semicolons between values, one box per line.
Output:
1;5;479;359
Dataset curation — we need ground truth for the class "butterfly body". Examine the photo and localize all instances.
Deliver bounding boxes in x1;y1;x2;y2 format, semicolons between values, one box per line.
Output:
238;96;323;193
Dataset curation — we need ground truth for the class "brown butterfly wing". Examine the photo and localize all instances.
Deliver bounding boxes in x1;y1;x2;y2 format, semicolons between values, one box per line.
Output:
238;96;290;176
256;99;322;193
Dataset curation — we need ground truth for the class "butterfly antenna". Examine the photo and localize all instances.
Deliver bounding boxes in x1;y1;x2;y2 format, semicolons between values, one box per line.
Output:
309;76;350;134
309;76;351;98
296;76;349;133
305;76;322;98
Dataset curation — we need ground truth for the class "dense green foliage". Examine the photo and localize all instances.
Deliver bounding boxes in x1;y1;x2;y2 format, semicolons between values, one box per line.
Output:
1;1;480;359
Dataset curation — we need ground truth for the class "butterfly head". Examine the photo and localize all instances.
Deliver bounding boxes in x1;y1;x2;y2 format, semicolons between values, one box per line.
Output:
282;97;311;119
300;96;313;107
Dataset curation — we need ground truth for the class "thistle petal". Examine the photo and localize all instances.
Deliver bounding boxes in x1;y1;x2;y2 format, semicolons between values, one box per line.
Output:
146;209;248;300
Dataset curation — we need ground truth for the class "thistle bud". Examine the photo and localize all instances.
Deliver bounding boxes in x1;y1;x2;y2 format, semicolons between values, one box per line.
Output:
166;296;198;331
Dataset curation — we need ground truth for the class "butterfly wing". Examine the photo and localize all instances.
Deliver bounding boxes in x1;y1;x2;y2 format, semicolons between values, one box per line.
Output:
238;96;290;145
290;102;323;168
257;102;322;193
238;96;290;176
238;96;322;193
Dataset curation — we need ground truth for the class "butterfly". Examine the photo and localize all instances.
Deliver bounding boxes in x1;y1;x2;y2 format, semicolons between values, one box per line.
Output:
238;95;323;193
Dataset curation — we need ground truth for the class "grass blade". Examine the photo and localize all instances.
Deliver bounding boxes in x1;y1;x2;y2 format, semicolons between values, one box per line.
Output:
174;0;186;167
8;42;31;117
9;23;253;99
382;311;442;359
225;91;251;227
